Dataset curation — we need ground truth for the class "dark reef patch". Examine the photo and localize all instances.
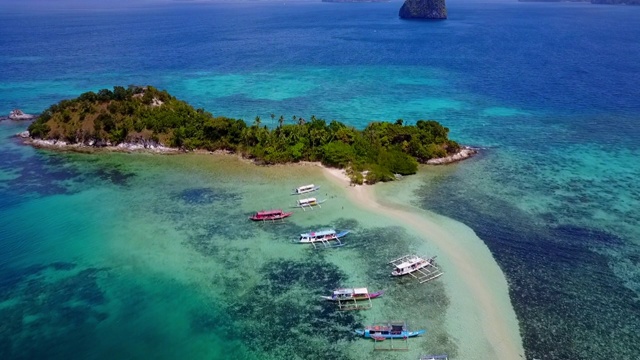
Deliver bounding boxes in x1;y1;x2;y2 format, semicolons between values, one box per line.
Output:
0;263;110;360
0;146;136;211
0;148;78;199
90;166;135;187
157;186;249;256
175;187;242;205
345;224;458;357
225;257;359;358
417;178;640;359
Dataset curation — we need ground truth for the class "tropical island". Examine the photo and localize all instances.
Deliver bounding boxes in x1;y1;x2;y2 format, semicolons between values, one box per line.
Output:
25;86;473;184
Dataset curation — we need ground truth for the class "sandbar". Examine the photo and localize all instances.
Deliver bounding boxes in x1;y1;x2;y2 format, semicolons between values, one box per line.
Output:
322;166;525;359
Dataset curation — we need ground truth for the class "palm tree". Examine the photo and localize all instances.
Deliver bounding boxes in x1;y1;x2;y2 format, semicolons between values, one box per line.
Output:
254;116;261;127
270;113;275;127
278;115;284;128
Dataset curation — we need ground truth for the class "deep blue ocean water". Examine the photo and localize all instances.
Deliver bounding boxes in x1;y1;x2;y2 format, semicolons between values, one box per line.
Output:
1;1;639;359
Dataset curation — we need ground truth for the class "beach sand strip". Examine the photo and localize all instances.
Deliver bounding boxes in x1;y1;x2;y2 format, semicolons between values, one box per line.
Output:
322;166;524;360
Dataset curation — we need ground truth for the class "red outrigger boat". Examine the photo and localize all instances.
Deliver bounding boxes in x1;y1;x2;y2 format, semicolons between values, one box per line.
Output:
249;209;293;222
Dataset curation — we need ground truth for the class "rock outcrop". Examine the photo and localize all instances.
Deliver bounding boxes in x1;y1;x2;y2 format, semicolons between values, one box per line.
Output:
8;109;36;121
427;146;477;165
23;137;178;154
399;0;447;20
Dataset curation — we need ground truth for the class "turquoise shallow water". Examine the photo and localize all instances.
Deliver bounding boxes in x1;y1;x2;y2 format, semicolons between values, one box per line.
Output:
0;126;461;358
1;1;640;359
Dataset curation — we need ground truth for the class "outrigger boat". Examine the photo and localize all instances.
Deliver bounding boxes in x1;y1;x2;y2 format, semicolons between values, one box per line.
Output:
321;287;384;301
292;184;320;195
355;321;425;340
293;197;326;211
249;209;293;222
296;229;349;248
388;255;443;283
322;287;383;310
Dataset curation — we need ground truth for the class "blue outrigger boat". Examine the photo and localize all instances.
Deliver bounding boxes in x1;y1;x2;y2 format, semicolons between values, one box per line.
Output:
355;322;425;340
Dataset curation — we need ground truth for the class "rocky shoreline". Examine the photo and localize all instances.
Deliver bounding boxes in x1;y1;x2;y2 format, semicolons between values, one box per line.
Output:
19;132;179;154
427;146;478;165
18;130;477;164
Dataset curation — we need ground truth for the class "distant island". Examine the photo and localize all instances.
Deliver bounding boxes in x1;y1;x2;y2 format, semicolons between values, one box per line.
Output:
518;0;639;4
24;86;474;184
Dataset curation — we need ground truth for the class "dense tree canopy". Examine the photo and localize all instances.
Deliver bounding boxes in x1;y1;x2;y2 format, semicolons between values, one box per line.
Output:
28;86;461;184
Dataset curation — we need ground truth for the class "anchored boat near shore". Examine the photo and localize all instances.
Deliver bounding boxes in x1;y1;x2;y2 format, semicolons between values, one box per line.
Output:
296;229;349;248
389;255;443;283
355;321;425;340
249;209;293;222
292;184;320;195
321;287;384;302
293;197;326;211
322;287;383;310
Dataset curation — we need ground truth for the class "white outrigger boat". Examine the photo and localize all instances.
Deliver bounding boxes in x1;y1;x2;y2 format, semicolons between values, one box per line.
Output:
293;197;326;211
321;287;384;310
292;184;320;195
295;229;349;248
388;255;443;284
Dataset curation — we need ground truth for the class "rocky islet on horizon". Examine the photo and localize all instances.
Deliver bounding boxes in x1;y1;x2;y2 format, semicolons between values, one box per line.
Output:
399;0;447;20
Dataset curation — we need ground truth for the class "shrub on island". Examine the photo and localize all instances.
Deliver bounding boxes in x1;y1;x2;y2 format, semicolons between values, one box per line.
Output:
27;86;462;183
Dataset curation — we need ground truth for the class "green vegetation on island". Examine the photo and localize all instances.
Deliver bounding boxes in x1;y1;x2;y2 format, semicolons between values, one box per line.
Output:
28;86;462;184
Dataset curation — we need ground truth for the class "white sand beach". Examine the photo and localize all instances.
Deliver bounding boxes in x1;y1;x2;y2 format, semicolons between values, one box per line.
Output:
322;166;525;360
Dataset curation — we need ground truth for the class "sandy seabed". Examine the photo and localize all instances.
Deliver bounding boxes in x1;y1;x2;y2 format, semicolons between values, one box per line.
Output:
322;166;525;360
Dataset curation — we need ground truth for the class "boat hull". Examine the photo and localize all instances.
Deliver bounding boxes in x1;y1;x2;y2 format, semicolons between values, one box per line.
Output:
355;329;426;339
296;230;349;244
322;290;384;301
249;212;293;221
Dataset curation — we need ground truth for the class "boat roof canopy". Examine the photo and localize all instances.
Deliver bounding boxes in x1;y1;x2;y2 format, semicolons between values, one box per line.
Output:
334;287;368;295
303;229;336;237
394;256;425;269
298;197;317;204
394;261;413;270
366;322;406;330
297;184;315;190
334;288;353;295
